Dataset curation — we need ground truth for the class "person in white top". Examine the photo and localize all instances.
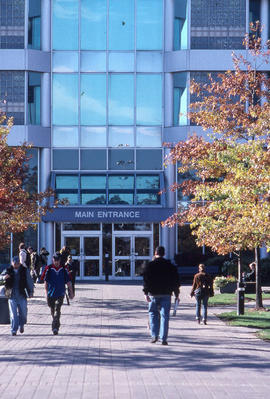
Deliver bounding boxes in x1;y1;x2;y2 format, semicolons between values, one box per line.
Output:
19;243;28;268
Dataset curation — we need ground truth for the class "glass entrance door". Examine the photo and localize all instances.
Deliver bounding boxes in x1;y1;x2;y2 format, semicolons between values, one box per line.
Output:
113;234;152;279
63;234;102;279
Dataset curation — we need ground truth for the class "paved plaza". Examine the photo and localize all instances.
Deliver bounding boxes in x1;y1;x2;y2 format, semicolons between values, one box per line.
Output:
0;282;269;399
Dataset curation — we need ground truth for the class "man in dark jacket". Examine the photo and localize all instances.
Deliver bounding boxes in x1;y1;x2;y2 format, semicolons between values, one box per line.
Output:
0;256;34;336
143;246;180;345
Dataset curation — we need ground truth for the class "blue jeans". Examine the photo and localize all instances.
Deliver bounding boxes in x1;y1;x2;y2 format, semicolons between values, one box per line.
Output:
148;295;171;341
8;296;27;333
195;294;209;321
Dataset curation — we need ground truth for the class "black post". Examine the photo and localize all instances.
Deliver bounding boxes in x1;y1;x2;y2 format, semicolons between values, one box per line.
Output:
104;253;109;282
237;251;245;315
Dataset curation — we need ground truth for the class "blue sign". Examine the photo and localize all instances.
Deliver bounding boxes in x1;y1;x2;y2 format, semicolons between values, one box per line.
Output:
42;207;175;223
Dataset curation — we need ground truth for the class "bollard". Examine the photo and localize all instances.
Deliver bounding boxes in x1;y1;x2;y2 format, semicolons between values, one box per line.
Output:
0;297;10;324
237;281;245;315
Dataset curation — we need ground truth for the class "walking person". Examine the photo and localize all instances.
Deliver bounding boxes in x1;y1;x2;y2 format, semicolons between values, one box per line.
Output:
143;246;180;345
19;242;30;268
38;247;49;283
0;256;34;336
190;263;214;325
60;246;70;266
65;255;79;294
42;252;74;335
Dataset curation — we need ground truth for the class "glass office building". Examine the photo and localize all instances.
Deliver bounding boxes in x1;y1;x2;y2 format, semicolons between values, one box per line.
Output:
0;0;268;278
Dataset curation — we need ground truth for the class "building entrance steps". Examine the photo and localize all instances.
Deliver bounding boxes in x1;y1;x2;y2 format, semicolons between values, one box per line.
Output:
0;283;269;399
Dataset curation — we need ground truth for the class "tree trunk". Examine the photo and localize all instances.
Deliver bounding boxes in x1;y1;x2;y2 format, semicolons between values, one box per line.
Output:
255;247;263;309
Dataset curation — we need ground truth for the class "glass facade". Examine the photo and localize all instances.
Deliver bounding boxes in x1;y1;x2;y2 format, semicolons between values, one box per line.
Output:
55;173;162;206
191;0;246;49
28;0;41;49
174;0;188;50
0;71;24;124
52;0;164;173
173;73;188;126
0;0;25;49
28;72;41;125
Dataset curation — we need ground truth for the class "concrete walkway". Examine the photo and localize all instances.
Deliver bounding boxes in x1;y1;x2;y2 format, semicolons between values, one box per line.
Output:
0;282;269;399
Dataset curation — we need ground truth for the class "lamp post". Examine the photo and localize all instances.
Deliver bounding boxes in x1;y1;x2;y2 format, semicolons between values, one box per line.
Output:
237;251;245;315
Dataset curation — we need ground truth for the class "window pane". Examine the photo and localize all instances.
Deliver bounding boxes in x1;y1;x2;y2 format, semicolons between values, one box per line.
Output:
53;74;78;125
81;127;106;147
0;71;24;125
56;175;79;189
136;127;161;147
109;74;134;125
136;52;162;72
28;72;41;125
174;0;188;50
136;149;162;170
53;52;78;72
109;194;133;205
81;0;106;50
137;0;163;50
81;175;106;189
53;127;78;147
137;193;160;205
52;0;78;50
109;0;134;50
136;175;160;189
108;127;134;147
81;74;106;125
80;150;107;170
28;0;41;49
57;193;78;204
136;74;162;125
81;52;106;72
109;175;134;189
82;193;106;205
53;150;79;170
109;52;134;72
173;73;188;126
109;149;134;170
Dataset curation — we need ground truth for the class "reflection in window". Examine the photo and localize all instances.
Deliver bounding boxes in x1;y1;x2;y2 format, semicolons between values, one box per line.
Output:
109;0;134;50
24;149;38;194
108;126;134;147
109;149;135;170
0;0;24;49
136;52;162;72
109;193;134;205
136;74;162;125
28;0;41;49
136;175;160;205
81;175;106;189
136;175;160;189
81;0;106;50
174;0;188;50
0;71;25;125
109;175;134;189
109;175;134;205
28;72;41;125
137;0;163;50
81;52;106;72
52;0;79;50
53;127;79;147
82;193;106;205
173;73;187;126
53;74;78;125
109;74;134;125
81;127;106;147
55;175;79;204
81;74;106;125
136;127;161;147
109;52;134;72
53;52;79;72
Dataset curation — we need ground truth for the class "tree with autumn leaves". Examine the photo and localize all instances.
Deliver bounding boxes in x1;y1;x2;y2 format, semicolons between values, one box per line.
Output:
164;24;270;309
0;113;53;249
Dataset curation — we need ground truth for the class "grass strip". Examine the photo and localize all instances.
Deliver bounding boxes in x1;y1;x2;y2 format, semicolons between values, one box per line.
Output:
208;293;270;307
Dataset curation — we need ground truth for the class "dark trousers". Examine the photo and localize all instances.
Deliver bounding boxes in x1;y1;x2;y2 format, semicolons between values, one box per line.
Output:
47;296;64;331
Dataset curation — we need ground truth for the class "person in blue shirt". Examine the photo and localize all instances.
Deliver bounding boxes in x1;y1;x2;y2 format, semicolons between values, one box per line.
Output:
0;256;34;336
42;252;74;335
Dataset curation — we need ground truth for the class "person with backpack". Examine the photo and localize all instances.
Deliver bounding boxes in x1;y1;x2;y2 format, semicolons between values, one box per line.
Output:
42;252;74;335
38;247;49;283
190;263;214;325
65;255;79;294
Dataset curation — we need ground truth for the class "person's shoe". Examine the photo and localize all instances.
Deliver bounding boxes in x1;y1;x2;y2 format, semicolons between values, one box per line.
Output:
150;337;158;343
161;341;168;346
19;326;24;334
53;329;58;335
11;332;17;336
203;320;207;325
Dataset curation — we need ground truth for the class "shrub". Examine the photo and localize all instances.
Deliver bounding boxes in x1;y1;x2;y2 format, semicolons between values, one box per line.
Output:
214;275;237;289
